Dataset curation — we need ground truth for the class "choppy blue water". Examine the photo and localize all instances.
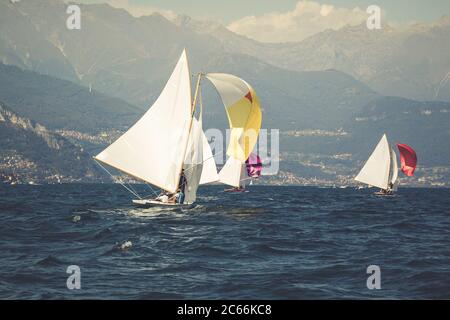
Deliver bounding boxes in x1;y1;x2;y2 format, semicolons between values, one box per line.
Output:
0;184;449;299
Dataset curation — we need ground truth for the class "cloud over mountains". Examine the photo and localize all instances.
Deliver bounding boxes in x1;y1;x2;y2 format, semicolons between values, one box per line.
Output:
227;1;370;43
75;0;383;43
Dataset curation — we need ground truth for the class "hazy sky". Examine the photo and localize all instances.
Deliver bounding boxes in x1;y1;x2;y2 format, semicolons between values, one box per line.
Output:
77;0;450;23
75;0;450;42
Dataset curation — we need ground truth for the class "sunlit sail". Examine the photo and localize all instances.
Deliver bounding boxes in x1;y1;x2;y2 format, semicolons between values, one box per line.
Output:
205;73;262;162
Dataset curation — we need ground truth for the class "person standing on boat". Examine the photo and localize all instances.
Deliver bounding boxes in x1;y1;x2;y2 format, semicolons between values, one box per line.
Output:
380;182;394;195
387;182;394;194
163;170;187;204
174;169;187;204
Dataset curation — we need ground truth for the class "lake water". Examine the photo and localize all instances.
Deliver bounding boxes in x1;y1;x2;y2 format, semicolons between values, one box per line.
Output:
0;184;449;299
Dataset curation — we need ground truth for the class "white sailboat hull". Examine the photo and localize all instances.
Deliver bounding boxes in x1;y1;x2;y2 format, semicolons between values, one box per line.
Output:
224;188;249;193
373;192;395;197
132;199;193;207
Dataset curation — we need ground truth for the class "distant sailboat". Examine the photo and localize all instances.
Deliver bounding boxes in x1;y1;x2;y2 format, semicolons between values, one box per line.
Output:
204;73;263;192
355;134;399;195
219;153;263;192
94;50;217;206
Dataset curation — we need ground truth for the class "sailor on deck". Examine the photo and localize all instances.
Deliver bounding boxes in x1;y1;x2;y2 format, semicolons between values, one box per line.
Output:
168;169;186;204
177;169;187;204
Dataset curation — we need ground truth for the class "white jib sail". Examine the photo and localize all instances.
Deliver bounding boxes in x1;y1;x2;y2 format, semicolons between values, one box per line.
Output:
219;156;246;188
199;132;219;185
182;116;204;204
198;88;219;185
355;134;391;190
390;146;399;190
94;50;192;193
239;161;248;189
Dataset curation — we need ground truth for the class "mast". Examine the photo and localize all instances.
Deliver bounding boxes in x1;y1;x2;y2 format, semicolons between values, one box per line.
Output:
191;73;203;115
177;73;203;185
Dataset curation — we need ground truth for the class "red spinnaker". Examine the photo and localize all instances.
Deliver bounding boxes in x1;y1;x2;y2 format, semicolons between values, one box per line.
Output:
246;153;262;178
397;143;417;176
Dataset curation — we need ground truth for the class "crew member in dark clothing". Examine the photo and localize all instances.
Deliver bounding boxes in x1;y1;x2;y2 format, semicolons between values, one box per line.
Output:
172;169;187;204
380;182;394;195
168;169;187;204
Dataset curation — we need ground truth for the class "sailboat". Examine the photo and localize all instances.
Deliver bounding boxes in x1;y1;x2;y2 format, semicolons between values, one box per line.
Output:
354;134;399;195
219;153;262;192
246;153;263;185
94;49;218;207
204;73;263;192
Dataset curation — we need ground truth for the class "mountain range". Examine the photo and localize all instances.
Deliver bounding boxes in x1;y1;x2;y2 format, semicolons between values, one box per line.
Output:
224;18;450;103
0;0;449;186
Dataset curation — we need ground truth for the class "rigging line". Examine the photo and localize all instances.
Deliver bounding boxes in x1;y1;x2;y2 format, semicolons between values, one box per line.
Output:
145;183;159;197
141;192;157;199
125;182;143;199
95;161;141;199
143;184;160;199
94;160;142;199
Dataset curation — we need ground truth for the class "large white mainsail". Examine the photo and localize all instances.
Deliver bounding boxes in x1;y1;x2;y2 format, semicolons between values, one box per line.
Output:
355;134;391;190
94;50;192;193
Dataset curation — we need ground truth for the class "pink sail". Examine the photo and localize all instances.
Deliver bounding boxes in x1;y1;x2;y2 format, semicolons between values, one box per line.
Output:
246;153;262;178
397;143;417;177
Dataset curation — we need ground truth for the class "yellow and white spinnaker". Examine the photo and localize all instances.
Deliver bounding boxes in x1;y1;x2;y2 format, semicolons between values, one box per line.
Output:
205;73;262;163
